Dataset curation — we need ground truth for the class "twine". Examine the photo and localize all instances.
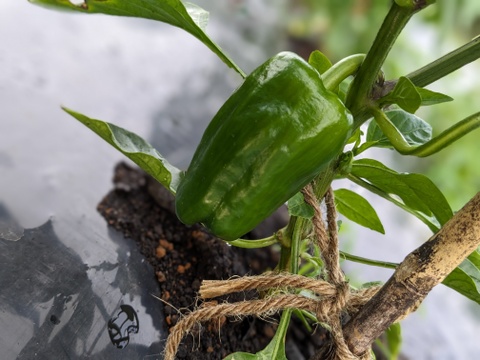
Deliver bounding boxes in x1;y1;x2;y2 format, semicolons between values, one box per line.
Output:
163;185;378;360
301;185;343;286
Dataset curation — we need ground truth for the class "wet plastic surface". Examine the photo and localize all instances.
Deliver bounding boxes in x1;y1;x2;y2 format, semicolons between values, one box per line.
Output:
0;206;165;359
0;77;172;358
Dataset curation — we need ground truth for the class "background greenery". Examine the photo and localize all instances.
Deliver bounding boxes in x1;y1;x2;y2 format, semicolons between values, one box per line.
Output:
286;0;480;210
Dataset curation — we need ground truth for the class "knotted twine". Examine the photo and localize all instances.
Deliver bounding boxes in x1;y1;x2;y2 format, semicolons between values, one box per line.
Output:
163;185;379;360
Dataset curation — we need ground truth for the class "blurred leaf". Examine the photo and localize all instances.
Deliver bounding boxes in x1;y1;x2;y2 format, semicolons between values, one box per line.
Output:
334;189;385;234
288;192;314;219
385;323;402;360
443;249;480;304
224;312;288;360
308;50;332;74
29;0;245;77
367;109;432;148
346;128;362;145
382;76;421;113
374;322;402;359
351;158;453;227
64;108;182;194
416;87;453;106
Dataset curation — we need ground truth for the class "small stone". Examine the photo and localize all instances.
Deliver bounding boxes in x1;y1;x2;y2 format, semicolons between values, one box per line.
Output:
156;271;166;282
155;245;166;258
159;239;174;251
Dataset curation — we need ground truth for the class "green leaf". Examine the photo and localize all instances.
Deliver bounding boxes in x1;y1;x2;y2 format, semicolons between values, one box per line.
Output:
223;330;288;360
63;108;182;194
29;0;246;77
443;249;480;304
416;87;453;106
382;76;422;113
385;323;402;360
334;189;385;234
223;311;289;360
223;352;265;360
287;192;314;219
308;50;332;75
351;158;453;227
366;109;432;148
184;2;209;31
346;128;362;145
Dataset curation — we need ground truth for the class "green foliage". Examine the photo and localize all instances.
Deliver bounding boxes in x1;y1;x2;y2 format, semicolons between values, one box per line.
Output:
64;108;183;194
366;110;432;148
350;158;453;231
288;192;314;219
224;310;290;360
334;189;384;234
308;50;332;74
415;87;453;106
443;250;480;304
381;77;422;113
382;323;402;360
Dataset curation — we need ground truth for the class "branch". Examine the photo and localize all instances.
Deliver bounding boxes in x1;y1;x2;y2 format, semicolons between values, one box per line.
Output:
341;192;480;356
407;36;480;87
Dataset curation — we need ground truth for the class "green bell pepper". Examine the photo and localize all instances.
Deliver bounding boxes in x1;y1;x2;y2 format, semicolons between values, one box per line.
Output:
175;51;353;240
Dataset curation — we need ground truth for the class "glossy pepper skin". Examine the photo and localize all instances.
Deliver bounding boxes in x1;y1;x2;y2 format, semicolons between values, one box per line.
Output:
175;52;353;240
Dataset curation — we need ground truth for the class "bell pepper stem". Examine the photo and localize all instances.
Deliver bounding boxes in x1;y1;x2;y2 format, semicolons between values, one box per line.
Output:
321;54;366;91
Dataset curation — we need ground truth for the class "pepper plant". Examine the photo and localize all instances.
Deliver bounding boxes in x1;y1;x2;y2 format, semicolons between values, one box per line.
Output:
30;0;480;358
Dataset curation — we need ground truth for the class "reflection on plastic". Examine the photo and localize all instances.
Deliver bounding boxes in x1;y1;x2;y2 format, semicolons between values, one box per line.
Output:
143;355;162;360
108;304;140;349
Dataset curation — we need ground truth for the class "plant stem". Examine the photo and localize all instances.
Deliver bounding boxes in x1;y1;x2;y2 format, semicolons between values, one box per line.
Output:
226;232;281;248
278;217;296;271
340;251;398;270
346;2;432;125
313;161;337;200
407;36;480;87
274;207;308;352
289;217;307;274
273;309;293;355
321;54;366;90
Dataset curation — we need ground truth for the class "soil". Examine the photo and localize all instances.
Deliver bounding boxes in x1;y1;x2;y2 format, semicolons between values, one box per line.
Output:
97;162;328;359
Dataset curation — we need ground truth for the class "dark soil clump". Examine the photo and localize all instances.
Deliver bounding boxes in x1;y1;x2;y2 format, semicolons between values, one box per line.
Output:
97;163;326;359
